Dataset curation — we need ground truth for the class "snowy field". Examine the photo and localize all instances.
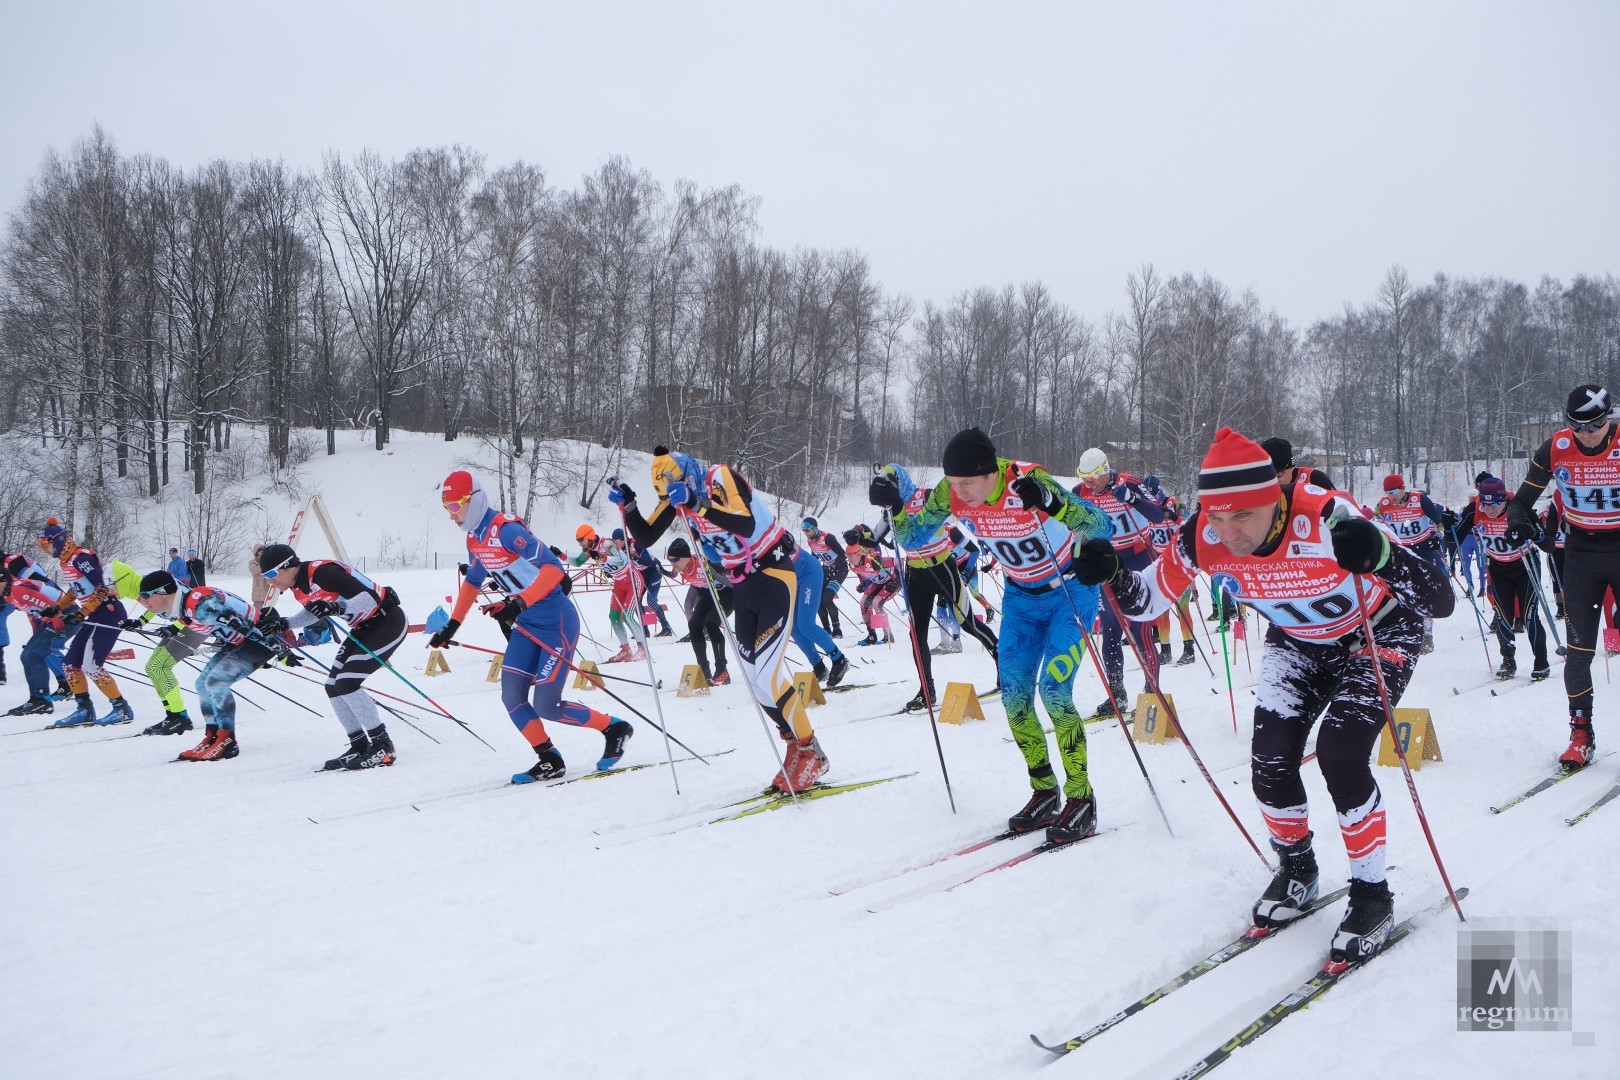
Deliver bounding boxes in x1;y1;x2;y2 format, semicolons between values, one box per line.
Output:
3;436;1618;1079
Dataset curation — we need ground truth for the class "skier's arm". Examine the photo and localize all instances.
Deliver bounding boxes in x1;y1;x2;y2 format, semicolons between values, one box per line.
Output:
1119;480;1166;524
1419;494;1445;526
287;562;383;628
1324;496;1455;620
1507;440;1555;528
621;490;675;550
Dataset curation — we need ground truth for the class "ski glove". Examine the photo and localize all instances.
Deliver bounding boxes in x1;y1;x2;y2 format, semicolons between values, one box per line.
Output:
61;607;85;627
868;473;903;511
1008;475;1058;516
304;599;343;618
664;480;695;509
427;618;460;648
1111;483;1136;505
277;652;303;668
609;482;637;510
255;608;289;635
1071;538;1122;586
120;618;144;632
481;595;526;622
1440;508;1459;530
1329;516;1391;574
1504;521;1537;547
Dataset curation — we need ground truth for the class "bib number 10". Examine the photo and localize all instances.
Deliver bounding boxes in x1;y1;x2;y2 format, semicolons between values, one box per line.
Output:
1267;593;1353;625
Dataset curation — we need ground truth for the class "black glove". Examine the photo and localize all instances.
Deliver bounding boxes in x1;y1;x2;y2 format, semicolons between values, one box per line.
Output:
1009;474;1057;515
481;595;527;622
868;473;903;511
304;599;342;618
154;623;181;642
457;562;469;577
1111;483;1136;505
61;607;85;627
278;652;303;668
1329;516;1391;574
548;546;566;561
1440;508;1459;530
428;618;461;649
1071;538;1122;586
120;618;143;632
255;608;289;635
1504;521;1537;547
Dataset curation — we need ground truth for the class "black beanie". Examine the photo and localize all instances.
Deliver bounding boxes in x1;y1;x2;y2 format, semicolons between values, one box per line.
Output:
942;428;999;477
1259;436;1294;473
140;570;178;596
1567;384;1612;424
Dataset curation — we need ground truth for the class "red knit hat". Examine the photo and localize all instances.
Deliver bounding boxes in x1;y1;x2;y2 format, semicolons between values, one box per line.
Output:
1198;428;1282;513
1383;473;1405;492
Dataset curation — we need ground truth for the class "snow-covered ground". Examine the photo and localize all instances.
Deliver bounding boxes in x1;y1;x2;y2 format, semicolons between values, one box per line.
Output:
3;436;1617;1079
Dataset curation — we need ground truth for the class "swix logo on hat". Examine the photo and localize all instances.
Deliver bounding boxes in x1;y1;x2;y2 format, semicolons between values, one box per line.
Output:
441;471;474;509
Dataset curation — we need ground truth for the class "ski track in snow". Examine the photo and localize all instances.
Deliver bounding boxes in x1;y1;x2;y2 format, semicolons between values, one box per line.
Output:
2;432;1617;1079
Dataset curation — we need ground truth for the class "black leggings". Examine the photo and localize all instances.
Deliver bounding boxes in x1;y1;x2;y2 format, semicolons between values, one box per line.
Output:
688;585;731;678
904;558;998;688
1485;559;1547;664
1560;546;1620;719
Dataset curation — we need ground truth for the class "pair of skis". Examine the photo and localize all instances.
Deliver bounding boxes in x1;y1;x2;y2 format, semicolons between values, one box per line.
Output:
1031;888;1466;1076
1490;752;1618;824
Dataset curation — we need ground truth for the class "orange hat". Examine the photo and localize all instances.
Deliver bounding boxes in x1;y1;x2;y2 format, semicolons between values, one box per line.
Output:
576;523;597;544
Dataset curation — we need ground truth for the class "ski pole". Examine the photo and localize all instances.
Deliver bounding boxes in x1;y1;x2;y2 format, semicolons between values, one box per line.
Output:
606;484;685;790
1217;607;1239;732
1523;548;1566;656
880;502;957;814
321;615;495;751
1349;573;1466;922
1098;585;1271;868
273;658;441;744
441;637;661;690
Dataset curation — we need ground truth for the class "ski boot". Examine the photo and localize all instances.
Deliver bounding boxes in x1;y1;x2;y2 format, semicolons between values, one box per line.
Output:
96;697;135;726
631;643;648;661
603;644;634;664
882;631;895;644
1494;651;1516;680
48;682;73;702
513;741;566;784
903;682;936;713
984;605;997;626
825;655;850;688
830;625;844;639
1530;658;1551;682
1047;794;1098;844
676;632;691;644
323;731;371;771
1252;832;1320;929
931;636;963;655
859;630;879;646
7;696;52;716
1560;718;1595;770
143;710;194;736
1008;788;1062;833
52;695;98;728
1329;878;1395;964
350;725;396;769
1176;641;1197;666
812;661;828;682
597;719;633;770
1091;681;1128;720
179;725;238;761
1158;642;1173;664
711;669;731;686
655;626;674;639
773;734;829;793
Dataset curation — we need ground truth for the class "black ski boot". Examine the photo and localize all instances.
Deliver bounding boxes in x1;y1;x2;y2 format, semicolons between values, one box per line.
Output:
903;682;936;712
1158;642;1172;664
143;710;194;736
1176;641;1197;666
1008;789;1062;833
812;661;828;682
1252;832;1320;929
1092;680;1129;720
825;654;850;688
1046;794;1098;844
349;725;396;769
1330;878;1395;964
861;630;879;646
597;720;633;769
1530;658;1551;681
515;741;566;783
1494;651;1516;680
7;696;53;716
323;732;371;771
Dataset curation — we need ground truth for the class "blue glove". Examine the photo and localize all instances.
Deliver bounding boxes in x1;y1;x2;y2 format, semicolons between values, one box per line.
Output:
608;482;636;507
1112;484;1136;504
665;480;694;508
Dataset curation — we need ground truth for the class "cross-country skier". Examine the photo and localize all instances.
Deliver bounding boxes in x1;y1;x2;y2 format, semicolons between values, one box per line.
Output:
572;525;646;664
923;428;1114;843
1376;474;1449;653
256;543;409;770
1457;479;1550;681
667;537;730;685
800;517;848;637
1074;427;1454;963
790;543;851;687
120;590;205;737
435;472;633;783
1072;449;1164;715
1506;383;1620;769
869;463;1000;711
1;552;75;716
1146;494;1198;667
615;446;826;793
844;534;898;645
135;571;301;761
35;519;134;727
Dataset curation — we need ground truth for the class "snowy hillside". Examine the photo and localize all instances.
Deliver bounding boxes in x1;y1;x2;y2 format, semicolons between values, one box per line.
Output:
2;436;1617;1079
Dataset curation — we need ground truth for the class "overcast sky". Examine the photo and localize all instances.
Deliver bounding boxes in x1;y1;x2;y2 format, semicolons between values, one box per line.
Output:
3;1;1616;327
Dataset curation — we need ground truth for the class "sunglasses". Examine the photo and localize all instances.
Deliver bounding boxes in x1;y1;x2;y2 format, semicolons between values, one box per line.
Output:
1480;498;1506;508
1571;415;1610;433
261;558;297;581
138;588;171;600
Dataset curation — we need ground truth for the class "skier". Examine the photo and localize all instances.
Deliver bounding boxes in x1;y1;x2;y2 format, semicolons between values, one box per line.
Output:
572;525;646;664
800;517;848;638
185;549;206;587
919;428;1114;842
1540;496;1568;619
434;472;633;783
35;519;135;727
1;552;76;716
1072;448;1165;715
844;534;898;645
135;571;300;761
667;537;730;685
1376;474;1449;654
1505;383;1620;769
1147;495;1198;667
632;532;674;638
614;446;827;793
868;463;1000;711
1457;479;1550;682
1261;436;1335;490
120;589;206;737
1074;427;1455;963
166;547;191;587
948;524;997;626
256;543;409;770
790;543;851;687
